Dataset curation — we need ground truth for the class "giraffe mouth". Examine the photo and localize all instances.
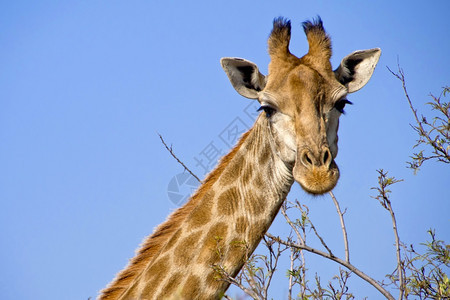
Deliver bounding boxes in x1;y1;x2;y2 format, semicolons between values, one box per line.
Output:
293;160;340;195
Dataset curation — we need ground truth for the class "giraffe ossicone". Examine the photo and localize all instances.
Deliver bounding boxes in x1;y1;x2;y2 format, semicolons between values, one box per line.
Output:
99;17;380;299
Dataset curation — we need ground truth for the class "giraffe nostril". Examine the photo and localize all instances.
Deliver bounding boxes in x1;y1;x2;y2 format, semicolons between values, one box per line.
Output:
323;150;329;164
301;151;313;167
322;148;332;167
300;148;332;169
305;154;312;165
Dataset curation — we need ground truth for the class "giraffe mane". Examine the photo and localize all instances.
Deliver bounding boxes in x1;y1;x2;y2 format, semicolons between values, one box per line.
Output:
98;130;251;299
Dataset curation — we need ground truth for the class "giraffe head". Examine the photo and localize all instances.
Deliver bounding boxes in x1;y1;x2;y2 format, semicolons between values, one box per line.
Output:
221;17;380;194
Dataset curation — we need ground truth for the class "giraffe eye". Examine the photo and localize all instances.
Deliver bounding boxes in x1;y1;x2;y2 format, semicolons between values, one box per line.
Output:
257;105;276;118
334;99;352;114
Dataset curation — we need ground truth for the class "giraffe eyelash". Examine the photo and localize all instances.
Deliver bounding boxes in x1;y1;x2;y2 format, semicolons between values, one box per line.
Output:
257;105;277;118
334;99;352;114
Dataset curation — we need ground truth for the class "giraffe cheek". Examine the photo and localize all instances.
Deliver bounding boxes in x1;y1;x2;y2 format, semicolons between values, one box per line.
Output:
271;122;296;162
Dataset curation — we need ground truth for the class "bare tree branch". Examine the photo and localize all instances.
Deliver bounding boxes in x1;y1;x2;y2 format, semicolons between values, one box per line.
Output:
308;215;334;257
372;169;405;299
387;64;450;172
215;264;261;300
389;201;405;300
158;133;202;183
281;202;305;246
329;191;350;263
282;202;308;298
288;248;295;300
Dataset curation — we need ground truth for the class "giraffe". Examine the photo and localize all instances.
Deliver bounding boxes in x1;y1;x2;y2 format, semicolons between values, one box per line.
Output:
99;17;380;299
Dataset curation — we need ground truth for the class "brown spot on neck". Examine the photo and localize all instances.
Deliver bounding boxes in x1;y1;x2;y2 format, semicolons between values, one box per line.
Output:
216;186;240;215
174;231;202;266
187;190;215;230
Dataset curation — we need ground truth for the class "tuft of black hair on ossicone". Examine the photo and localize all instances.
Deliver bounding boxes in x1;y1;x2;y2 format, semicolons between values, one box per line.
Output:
302;16;324;34
272;17;291;37
268;17;293;57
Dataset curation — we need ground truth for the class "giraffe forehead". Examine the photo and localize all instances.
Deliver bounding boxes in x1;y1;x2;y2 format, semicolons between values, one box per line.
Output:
264;65;344;112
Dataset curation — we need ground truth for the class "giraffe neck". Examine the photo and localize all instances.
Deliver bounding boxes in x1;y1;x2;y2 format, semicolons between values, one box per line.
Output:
99;115;294;299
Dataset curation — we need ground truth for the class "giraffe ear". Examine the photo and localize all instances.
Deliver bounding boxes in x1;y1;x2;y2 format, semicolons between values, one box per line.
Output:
334;48;381;93
221;57;266;99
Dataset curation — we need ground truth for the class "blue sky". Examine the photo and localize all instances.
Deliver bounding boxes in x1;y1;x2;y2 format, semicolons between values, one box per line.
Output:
1;1;449;299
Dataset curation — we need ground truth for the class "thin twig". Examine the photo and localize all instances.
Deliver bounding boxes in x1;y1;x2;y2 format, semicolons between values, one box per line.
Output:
265;233;395;300
292;200;334;257
215;264;261;300
158;133;202;183
262;236;286;298
329;191;350;263
281;203;305;246
373;169;405;299
309;218;334;257
280;202;307;297
387;65;423;135
386;198;405;300
288;248;294;300
387;65;450;164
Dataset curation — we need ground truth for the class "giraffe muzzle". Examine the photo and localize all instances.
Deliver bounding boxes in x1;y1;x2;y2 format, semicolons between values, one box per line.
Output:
293;147;340;194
